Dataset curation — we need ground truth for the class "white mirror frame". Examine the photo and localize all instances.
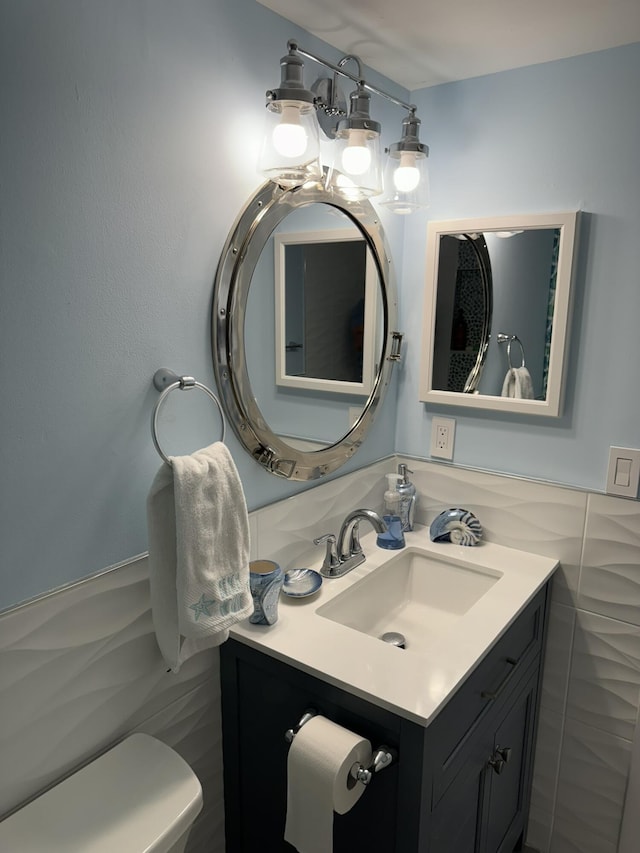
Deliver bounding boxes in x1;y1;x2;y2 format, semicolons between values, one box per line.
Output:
274;228;379;396
419;211;580;417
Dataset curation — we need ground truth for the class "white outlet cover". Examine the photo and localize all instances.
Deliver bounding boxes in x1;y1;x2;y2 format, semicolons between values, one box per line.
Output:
430;416;456;460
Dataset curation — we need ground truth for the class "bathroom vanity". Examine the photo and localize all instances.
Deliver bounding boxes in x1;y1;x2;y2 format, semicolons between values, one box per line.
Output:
221;529;556;852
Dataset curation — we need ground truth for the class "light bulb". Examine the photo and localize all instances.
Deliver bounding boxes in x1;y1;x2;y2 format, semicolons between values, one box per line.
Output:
393;151;420;193
272;105;307;158
341;129;371;175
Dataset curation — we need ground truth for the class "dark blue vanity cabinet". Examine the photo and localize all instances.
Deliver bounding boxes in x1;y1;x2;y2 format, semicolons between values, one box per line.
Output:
221;582;549;853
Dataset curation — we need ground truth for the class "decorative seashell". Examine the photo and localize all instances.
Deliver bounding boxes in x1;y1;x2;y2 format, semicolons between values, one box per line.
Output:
429;508;483;546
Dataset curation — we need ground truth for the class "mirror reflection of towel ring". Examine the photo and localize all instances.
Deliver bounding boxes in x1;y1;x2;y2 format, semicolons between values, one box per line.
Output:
497;333;526;370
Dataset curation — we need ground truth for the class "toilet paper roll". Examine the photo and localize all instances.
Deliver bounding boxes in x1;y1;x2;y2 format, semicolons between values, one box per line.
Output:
284;715;372;853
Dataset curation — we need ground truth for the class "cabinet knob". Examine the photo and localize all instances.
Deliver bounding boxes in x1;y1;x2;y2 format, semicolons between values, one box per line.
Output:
488;756;506;775
488;745;512;774
496;746;512;763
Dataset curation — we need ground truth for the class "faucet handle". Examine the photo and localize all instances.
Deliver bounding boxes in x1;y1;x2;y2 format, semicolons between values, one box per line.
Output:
313;533;341;576
349;523;364;558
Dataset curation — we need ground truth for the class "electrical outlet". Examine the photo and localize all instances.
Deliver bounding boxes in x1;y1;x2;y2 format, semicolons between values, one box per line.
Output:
430;416;455;460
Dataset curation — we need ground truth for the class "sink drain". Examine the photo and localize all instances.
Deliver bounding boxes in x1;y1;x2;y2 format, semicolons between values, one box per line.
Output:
380;631;406;649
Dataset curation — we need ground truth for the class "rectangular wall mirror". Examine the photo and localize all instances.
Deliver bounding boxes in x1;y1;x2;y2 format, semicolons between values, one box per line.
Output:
274;227;379;397
419;211;579;416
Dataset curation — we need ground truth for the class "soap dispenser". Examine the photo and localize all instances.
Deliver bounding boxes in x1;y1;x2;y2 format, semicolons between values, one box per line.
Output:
377;474;405;550
396;464;417;532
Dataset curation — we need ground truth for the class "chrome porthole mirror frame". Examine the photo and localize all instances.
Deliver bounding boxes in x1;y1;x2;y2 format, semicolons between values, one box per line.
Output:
212;175;401;480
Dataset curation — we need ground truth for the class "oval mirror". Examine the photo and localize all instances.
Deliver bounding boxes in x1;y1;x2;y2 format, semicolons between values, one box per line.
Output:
212;178;400;480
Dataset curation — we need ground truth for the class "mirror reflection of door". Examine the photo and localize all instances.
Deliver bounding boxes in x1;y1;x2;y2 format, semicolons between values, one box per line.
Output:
284;240;367;383
283;243;306;377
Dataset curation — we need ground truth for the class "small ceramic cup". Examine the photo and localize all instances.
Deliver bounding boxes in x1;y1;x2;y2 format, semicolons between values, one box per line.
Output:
249;560;284;625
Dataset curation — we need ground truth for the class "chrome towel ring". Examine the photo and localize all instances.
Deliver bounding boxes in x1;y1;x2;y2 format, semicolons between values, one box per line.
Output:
151;368;226;465
497;333;526;370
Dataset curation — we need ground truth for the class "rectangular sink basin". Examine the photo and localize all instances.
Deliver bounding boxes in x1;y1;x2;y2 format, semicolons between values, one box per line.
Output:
317;547;502;654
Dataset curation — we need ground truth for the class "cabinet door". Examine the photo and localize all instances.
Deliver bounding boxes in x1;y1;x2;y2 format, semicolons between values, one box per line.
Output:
429;725;492;853
221;643;406;852
483;670;539;853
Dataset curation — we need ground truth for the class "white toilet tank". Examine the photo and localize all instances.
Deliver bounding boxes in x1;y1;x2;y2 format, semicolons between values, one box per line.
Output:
0;733;203;852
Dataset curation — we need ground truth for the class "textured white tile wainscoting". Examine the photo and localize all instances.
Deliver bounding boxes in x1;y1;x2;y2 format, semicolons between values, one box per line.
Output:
0;554;226;852
0;455;638;853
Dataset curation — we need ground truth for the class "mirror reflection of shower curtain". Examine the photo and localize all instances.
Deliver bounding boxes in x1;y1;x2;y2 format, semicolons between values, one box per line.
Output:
431;235;492;394
541;232;560;399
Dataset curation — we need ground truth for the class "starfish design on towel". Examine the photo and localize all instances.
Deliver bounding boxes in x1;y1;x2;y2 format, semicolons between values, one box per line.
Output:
189;593;216;621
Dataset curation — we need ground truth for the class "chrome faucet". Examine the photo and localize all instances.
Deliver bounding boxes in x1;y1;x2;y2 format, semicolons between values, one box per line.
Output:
314;508;387;578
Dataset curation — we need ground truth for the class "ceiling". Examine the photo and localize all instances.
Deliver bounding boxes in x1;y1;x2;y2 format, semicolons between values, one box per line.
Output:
257;0;640;90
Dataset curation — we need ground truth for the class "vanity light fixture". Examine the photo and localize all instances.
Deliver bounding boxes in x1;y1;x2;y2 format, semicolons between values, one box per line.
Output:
324;56;383;199
380;112;430;213
258;46;323;188
259;40;429;213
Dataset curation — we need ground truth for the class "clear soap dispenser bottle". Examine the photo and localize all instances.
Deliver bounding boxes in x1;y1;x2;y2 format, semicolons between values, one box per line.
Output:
397;464;417;532
377;474;405;550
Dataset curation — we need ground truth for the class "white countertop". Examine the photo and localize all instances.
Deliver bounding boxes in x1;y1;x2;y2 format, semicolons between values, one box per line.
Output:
230;525;558;727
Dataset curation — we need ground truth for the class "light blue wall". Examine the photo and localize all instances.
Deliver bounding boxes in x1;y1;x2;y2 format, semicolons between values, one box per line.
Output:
0;0;405;609
397;43;640;488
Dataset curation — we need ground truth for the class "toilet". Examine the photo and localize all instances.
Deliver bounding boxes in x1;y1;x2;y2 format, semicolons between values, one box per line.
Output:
0;733;203;852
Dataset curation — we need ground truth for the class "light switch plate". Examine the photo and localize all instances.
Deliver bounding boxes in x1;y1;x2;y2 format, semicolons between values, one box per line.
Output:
606;446;640;498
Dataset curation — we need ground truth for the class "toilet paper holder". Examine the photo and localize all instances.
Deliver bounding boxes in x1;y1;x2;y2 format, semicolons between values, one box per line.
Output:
284;709;396;786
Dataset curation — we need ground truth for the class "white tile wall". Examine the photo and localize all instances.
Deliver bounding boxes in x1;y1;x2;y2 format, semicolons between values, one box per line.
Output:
578;494;640;626
251;456;391;571
566;611;640;740
540;604;575;715
0;454;638;853
552;719;632;853
528;707;564;829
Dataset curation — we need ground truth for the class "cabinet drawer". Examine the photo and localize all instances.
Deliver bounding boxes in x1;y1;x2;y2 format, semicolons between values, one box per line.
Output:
428;584;548;807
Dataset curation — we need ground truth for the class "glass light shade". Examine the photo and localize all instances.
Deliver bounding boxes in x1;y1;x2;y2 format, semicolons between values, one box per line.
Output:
381;150;430;214
327;128;382;198
259;99;322;188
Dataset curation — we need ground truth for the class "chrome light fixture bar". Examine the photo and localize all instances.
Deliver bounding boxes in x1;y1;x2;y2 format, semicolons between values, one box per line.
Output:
259;40;430;213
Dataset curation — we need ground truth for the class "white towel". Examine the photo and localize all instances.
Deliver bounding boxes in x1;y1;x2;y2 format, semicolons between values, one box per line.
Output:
501;366;534;399
147;441;253;672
